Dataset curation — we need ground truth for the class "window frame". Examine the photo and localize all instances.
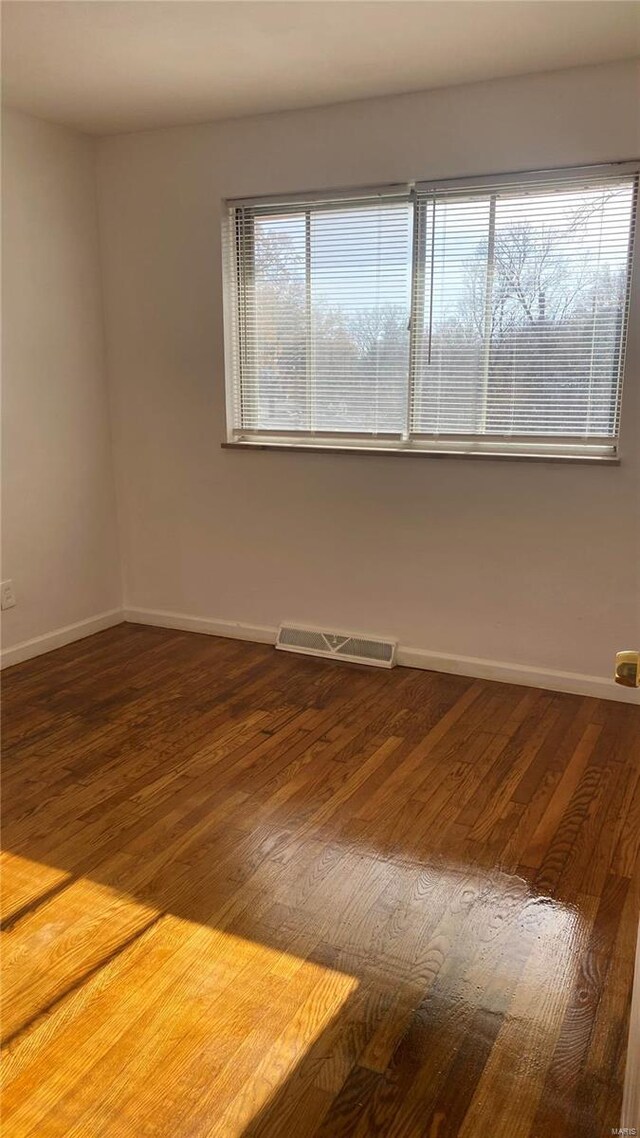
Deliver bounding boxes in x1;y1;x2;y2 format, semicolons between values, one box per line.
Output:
222;162;639;462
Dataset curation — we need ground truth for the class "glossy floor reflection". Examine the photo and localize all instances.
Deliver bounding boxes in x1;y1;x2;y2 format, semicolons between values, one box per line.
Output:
2;624;639;1137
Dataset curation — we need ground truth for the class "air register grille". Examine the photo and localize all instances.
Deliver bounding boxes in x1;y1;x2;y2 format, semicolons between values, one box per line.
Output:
276;625;396;668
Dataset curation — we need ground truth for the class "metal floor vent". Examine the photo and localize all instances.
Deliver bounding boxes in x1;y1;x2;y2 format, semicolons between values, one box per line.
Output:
276;624;396;668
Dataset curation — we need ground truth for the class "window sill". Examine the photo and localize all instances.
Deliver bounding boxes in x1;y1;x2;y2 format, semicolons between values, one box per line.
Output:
221;440;620;465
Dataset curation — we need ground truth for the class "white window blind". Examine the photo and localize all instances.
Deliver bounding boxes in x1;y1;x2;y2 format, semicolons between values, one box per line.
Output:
224;165;638;459
228;190;413;436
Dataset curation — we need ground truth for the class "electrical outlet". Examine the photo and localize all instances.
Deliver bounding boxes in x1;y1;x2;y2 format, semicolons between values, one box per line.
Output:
1;580;16;610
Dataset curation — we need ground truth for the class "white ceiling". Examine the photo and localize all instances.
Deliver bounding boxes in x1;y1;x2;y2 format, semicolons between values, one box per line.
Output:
2;1;639;136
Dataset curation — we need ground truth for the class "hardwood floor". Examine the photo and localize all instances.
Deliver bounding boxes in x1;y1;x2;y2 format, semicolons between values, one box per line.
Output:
1;623;639;1138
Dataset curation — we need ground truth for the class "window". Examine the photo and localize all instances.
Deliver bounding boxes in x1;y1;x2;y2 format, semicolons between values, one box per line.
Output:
223;165;638;460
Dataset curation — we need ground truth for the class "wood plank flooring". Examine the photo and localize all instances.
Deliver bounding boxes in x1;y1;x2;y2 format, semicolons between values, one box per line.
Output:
1;622;639;1137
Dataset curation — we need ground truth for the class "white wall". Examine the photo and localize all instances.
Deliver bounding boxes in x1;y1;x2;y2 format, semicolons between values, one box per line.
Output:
95;61;639;685
1;109;121;656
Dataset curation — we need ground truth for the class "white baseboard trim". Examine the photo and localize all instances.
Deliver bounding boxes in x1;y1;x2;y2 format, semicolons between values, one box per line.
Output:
1;609;125;669
124;607;275;645
396;646;639;704
124;608;639;704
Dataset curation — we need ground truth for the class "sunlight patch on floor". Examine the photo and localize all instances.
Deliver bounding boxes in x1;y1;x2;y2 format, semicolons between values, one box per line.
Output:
2;863;359;1138
1;851;73;923
2;845;592;1137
